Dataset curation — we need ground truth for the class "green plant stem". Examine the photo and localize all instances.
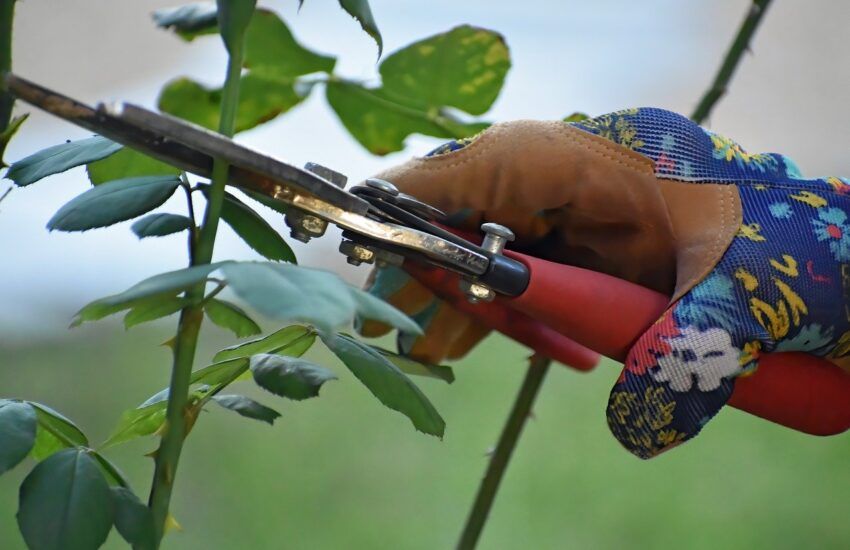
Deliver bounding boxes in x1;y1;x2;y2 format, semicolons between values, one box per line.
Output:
147;40;245;547
0;0;17;132
691;0;773;124
456;355;551;550
194;48;242;265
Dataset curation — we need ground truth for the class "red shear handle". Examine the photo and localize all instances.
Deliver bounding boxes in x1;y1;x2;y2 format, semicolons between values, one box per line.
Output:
732;353;850;435
405;263;600;370
504;250;669;360
407;251;850;436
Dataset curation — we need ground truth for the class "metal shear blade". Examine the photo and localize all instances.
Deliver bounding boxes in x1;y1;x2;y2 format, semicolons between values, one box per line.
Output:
3;73;495;279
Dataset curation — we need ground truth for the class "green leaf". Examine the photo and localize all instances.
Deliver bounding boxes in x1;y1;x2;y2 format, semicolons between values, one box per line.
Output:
212;394;280;424
214;190;295;262
325;25;508;154
101;402;167;448
132;213;193;238
158;74;304;133
242;187;288;215
6;135;121;187
250;354;336;400
221;262;421;335
350;289;425;338
223;262;354;334
46;175;182;232
17;448;114;550
216;0;257;55
213;324;315;362
157;7;336;78
323;333;444;437
72;262;228;326
0;400;37;475
205;298;261;337
380;25;509;116
157;8;334;133
91;452;132;488
124;295;189;328
86;147;181;185
243;10;336;78
190;358;250;387
152;2;218;39
158;78;220;130
28;403;89;461
563;112;590;123
112;486;156;549
371;346;455;383
326;81;485;155
337;0;382;55
0;113;28;168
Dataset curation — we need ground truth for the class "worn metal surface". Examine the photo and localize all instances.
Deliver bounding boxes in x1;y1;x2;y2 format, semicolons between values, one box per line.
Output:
5;73;507;282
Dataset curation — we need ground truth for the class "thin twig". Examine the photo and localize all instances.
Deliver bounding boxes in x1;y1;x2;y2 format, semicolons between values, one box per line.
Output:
181;177;199;261
456;354;551;550
691;0;773;124
0;185;12;209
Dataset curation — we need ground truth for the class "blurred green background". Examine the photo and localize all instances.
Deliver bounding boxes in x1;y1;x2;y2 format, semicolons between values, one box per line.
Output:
1;321;847;549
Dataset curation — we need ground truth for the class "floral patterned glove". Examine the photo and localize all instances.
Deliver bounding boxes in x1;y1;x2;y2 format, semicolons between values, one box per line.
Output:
360;108;850;458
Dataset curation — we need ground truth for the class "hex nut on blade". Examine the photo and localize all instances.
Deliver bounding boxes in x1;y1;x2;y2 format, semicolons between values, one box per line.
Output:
285;209;328;242
340;241;375;266
459;279;495;303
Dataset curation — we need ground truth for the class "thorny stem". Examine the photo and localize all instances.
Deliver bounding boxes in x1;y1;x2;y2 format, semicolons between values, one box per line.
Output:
456;355;551;550
146;36;246;547
456;3;777;549
0;0;15;132
691;0;773;124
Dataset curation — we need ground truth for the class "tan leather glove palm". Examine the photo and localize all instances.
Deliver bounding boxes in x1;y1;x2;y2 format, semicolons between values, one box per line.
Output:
359;119;728;363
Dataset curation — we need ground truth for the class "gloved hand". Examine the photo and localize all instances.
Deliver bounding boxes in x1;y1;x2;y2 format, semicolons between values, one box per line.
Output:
359;108;850;458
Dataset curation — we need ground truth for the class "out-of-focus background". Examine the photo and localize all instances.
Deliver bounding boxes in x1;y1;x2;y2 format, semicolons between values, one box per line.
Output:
1;1;848;548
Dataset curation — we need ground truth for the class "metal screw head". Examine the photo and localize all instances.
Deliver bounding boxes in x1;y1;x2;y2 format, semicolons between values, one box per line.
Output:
339;240;375;266
365;178;400;197
459;279;495;303
285;209;328;242
480;223;515;255
290;230;312;243
301;216;327;235
481;222;515;241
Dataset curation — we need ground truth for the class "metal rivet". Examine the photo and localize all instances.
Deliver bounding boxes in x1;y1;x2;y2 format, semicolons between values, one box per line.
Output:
480;222;515;255
365;178;400;196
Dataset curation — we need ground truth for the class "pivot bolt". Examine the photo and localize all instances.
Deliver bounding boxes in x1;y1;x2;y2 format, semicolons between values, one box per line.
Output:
365;178;400;197
480;222;515;255
460;222;515;303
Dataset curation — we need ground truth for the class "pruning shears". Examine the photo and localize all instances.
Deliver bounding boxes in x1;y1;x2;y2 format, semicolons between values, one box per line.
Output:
4;73;633;368
7;73;850;436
